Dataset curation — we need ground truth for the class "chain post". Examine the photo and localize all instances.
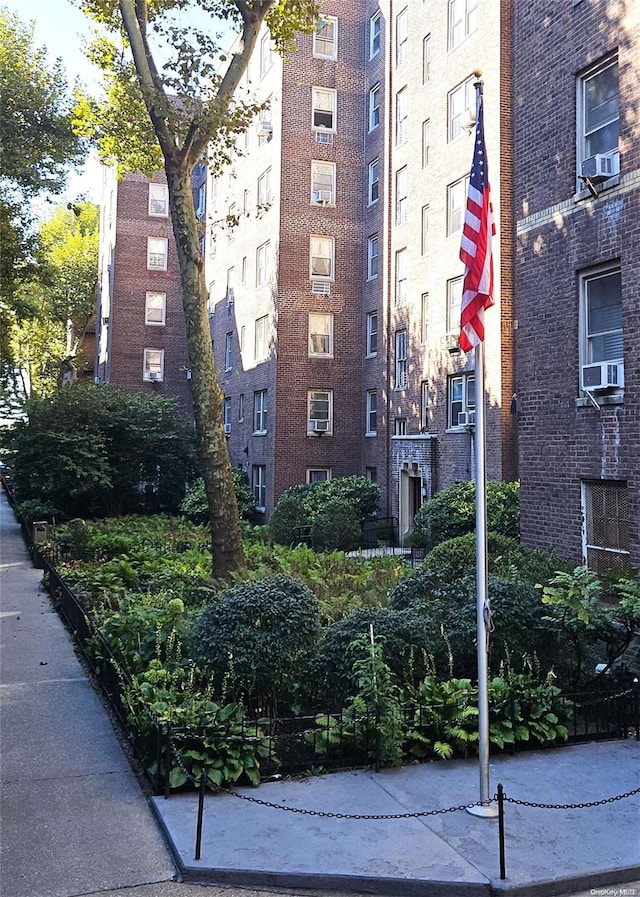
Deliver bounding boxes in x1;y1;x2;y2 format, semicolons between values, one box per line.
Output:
497;783;506;879
164;725;171;799
195;771;206;861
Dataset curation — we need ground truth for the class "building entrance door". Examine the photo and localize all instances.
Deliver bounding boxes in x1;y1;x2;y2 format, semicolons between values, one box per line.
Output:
399;463;423;543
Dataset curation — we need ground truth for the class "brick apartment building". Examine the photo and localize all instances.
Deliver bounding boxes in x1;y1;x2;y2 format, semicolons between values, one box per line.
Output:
513;0;640;570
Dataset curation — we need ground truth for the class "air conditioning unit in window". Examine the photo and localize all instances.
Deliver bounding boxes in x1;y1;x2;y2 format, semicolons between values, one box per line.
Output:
581;361;624;392
581;152;619;183
147;371;162;381
313;190;332;205
457;411;476;427
311;419;329;433
257;121;273;138
316;131;333;145
224;423;232;435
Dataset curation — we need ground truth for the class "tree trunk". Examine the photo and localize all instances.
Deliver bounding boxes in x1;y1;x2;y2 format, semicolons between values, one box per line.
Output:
165;158;244;578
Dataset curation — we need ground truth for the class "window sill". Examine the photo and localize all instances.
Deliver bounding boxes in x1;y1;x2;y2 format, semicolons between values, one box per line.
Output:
573;173;621;203
575;392;624;408
365;431;377;437
252;430;267;436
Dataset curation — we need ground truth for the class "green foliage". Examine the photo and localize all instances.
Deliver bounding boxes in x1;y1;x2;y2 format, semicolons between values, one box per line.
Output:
192;575;321;714
16;498;66;525
268;493;313;546
311;497;361;552
406;677;479;760
488;671;569;749
412;480;520;550
180;470;257;524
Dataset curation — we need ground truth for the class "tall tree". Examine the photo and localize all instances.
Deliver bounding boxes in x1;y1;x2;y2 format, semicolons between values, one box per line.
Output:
76;0;320;578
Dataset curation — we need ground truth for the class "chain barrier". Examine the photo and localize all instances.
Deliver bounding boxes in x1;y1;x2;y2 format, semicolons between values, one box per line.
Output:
501;785;640;811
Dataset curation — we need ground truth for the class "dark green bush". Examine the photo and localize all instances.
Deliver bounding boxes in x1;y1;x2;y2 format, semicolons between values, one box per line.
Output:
412;480;520;550
16;498;67;525
180;469;257;524
312;476;380;524
268;494;313;546
191;575;321;714
311;497;361;552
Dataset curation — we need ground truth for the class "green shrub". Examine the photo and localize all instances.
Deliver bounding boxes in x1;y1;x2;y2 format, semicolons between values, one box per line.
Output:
311;497;361;552
16;499;67;525
413;480;520;550
268;494;312;546
191;575;321;714
312;476;380;524
180;469;257;524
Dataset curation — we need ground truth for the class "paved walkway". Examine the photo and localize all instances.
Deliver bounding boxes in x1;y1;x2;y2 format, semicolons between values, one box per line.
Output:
1;485;639;897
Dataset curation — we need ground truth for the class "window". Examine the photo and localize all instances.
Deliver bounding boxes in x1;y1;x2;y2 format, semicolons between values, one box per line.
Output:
143;348;164;382
422;119;431;167
447;175;469;235
395;330;407;388
307;468;332;484
581;266;623;366
396;8;408;67
257;107;272;145
223;396;232;430
308;389;333;435
227;202;237;240
256;241;269;286
369;11;381;58
253;389;268;433
448;0;478;50
224;332;233;371
366;390;377;435
396;87;408;145
313;16;337;59
394;418;407;436
366;467;377;483
238;393;244;422
254;315;269;361
312;87;337;131
243;189;249;214
366;311;378;357
147;237;168;271
241;257;247;283
395;166;408;225
148;183;169;217
368;159;380;204
369;84;381;131
252;465;266;511
421;204;429;255
196;183;206;218
447;276;463;332
420;381;429;430
395;249;407;307
578;56;619;168
308;313;334;356
145;291;166;326
309;235;334;280
449;76;475;141
422;35;431;83
582;480;629;573
311;161;336;205
257;168;272;207
259;33;273;77
367;235;379;280
448;373;475;428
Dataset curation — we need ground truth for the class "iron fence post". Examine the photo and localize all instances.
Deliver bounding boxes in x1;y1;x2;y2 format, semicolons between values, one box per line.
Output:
374;705;381;773
194;771;206;860
164;725;171;799
497;782;506;879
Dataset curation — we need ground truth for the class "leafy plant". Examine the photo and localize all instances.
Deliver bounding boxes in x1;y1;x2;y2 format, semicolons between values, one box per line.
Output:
405;677;479;760
181;470;257;524
311;497;361;552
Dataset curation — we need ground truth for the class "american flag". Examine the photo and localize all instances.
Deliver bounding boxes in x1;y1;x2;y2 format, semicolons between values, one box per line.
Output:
459;94;495;353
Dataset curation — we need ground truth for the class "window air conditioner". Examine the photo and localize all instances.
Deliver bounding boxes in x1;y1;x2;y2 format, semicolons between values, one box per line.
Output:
311;419;329;433
224;423;232;435
457;410;476;426
148;371;162;381
581;152;618;183
581;361;624;392
316;131;333;145
313;190;332;204
257;121;273;138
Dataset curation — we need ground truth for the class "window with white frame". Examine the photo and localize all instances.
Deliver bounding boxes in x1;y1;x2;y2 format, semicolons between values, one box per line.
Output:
396;87;408;145
366;311;378;357
396;7;408;66
578;56;619;175
223;396;232;430
395;248;407;307
145;291;166;326
143;348;164;381
422;119;430;167
581;266;623;370
449;75;476;141
366;389;377;435
257;168;272;207
238;393;244;422
421;293;429;343
448;373;475;428
369;11;381;58
421;204;429;255
421;381;429;430
366;466;377;483
257;106;272;145
254;315;269;361
312;87;337;131
243;189;249;214
253;389;268;433
368;159;380;204
448;0;478;50
259;33;273;77
252;464;266;511
447;175;469;235
447;276;463;332
147;237;168;271
395;329;407;388
308;389;333;435
313;16;337;59
227;202;237;240
148;183;169;217
224;332;233;371
241;257;247;283
395;166;408;225
422;35;431;83
394;418;407;436
369;84;381;131
367;235;379;280
308;312;334;357
307;468;332;484
309;235;334;280
256;240;269;286
196;183;206;218
311;161;336;205
582;480;629;573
